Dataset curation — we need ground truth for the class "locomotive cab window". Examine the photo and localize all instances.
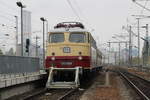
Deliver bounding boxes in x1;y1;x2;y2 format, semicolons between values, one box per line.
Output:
69;32;85;43
49;33;64;43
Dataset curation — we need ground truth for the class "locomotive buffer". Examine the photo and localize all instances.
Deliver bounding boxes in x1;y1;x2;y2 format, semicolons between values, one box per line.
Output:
46;67;82;88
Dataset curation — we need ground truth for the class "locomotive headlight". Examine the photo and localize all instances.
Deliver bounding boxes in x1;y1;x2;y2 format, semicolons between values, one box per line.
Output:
78;56;82;60
51;57;55;61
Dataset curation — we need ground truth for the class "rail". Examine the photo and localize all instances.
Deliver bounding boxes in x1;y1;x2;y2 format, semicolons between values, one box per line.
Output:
21;88;78;100
119;71;150;100
22;88;47;100
57;88;78;100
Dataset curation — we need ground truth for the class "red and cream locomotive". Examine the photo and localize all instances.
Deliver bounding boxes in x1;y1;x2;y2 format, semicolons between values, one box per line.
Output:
45;22;102;88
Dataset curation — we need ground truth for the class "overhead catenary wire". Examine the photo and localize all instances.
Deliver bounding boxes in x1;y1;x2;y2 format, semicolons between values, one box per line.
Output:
0;14;15;22
66;0;83;22
133;1;150;12
66;0;96;34
0;0;19;12
140;0;149;14
0;9;17;17
72;0;94;30
0;23;16;29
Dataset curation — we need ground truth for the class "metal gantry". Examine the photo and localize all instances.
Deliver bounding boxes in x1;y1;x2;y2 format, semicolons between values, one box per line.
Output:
107;41;128;65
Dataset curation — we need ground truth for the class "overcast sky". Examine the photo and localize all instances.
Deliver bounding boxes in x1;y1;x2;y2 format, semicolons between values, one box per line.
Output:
0;0;150;52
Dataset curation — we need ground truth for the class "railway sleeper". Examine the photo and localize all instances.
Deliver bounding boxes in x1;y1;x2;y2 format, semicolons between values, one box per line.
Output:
46;67;82;89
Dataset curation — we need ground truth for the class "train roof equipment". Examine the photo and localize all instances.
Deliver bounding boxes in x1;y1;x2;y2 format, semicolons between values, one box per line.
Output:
50;22;88;33
54;22;85;29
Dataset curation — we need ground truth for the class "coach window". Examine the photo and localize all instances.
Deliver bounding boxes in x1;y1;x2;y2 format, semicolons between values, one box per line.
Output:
69;33;85;43
49;33;64;43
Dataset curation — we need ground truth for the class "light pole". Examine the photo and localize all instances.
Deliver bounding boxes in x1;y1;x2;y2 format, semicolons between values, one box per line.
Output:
14;16;18;55
142;24;149;65
108;42;111;65
45;20;48;55
130;16;141;66
137;18;140;67
129;26;132;67
114;52;117;65
46;20;49;41
35;36;40;57
40;17;46;67
16;2;26;56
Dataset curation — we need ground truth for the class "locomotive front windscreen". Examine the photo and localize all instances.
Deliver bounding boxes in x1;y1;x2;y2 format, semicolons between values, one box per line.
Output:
49;33;64;43
69;33;85;43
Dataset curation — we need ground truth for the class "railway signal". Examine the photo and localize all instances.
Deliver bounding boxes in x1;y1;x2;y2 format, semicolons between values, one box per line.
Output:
25;39;30;53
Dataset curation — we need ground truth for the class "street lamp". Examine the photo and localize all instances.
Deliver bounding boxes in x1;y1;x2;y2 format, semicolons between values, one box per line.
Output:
14;15;18;55
40;17;46;67
46;20;49;41
34;36;40;57
16;2;26;56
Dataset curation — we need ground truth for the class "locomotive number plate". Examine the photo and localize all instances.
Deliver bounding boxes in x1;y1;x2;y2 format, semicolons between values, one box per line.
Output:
63;47;71;53
61;62;72;65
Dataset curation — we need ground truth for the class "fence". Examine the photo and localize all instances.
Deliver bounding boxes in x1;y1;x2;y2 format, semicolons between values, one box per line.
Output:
0;55;40;74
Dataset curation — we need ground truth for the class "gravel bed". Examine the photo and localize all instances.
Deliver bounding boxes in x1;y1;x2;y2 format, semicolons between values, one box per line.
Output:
80;71;141;100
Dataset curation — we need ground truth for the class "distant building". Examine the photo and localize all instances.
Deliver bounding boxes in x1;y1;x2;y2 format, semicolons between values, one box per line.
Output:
5;48;15;56
16;44;21;56
22;10;31;56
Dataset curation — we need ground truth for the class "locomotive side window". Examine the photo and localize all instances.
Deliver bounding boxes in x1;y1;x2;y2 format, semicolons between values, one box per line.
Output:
69;33;85;43
49;33;64;43
87;33;90;43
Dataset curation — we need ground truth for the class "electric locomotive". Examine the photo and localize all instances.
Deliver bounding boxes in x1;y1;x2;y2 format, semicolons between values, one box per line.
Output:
45;22;102;88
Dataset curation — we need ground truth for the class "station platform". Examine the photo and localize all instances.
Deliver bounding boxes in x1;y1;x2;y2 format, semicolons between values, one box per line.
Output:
0;70;46;88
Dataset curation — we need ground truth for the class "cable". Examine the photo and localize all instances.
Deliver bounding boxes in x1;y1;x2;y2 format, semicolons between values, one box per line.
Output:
0;0;18;12
140;0;149;14
72;0;94;29
66;0;95;33
66;0;82;22
0;14;15;22
134;1;150;12
73;0;84;18
0;23;15;29
0;9;17;17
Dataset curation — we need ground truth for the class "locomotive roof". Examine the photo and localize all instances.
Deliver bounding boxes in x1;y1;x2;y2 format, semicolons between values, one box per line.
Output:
49;27;89;33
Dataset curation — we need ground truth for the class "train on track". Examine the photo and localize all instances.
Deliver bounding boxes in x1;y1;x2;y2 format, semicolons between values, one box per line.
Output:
45;22;103;88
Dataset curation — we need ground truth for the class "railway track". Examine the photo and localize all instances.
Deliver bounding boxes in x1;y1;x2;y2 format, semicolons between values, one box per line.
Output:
11;71;99;100
119;71;150;100
22;88;78;100
57;88;78;100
